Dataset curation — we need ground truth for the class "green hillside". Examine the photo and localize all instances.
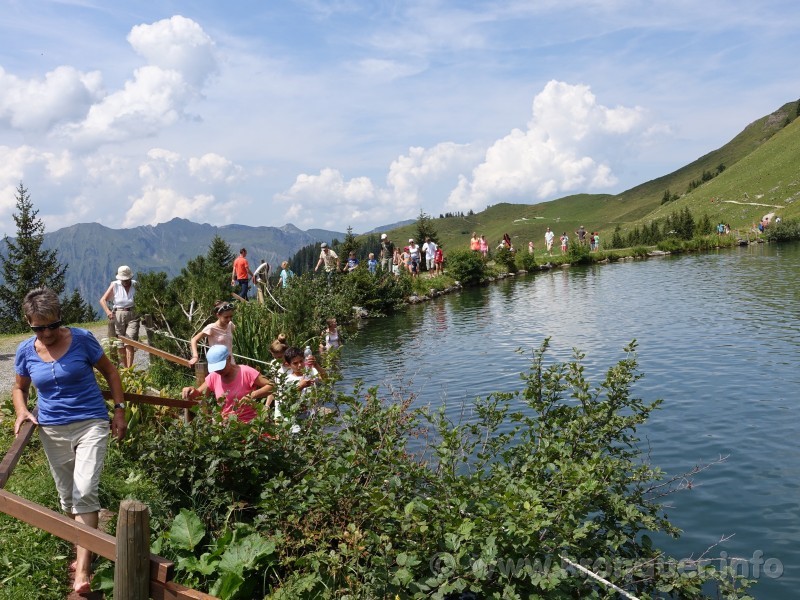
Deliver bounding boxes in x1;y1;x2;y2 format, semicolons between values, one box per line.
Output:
377;100;800;251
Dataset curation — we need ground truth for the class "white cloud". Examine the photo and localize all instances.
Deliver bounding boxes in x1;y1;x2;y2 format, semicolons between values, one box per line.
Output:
446;80;647;212
55;16;217;146
188;153;243;183
0;66;103;131
123;186;218;227
128;15;218;88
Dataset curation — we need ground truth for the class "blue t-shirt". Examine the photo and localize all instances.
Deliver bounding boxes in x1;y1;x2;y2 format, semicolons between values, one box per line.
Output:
15;328;108;426
368;258;378;273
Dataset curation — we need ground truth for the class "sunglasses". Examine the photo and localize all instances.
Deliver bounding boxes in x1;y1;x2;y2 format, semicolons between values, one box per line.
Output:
30;320;62;332
215;302;235;314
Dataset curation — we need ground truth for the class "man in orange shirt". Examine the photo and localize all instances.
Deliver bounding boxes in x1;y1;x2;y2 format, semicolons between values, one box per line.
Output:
231;248;253;300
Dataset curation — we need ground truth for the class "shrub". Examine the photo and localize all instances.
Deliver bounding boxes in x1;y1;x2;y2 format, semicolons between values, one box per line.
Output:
445;249;486;285
493;246;517;272
516;249;537;271
566;241;592;264
766;219;800;242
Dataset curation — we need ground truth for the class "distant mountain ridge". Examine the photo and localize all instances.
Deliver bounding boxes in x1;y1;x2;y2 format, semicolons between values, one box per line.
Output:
36;218;345;304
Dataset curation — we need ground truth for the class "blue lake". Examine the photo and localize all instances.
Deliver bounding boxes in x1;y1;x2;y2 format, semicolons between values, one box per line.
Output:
340;241;800;599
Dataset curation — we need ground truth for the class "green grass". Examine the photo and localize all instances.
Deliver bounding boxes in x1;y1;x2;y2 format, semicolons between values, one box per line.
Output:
0;429;72;600
368;100;800;254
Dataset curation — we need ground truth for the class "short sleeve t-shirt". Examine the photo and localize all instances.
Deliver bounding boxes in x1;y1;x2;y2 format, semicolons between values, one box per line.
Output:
205;364;261;422
202;322;235;354
233;256;250;280
14;328;108;426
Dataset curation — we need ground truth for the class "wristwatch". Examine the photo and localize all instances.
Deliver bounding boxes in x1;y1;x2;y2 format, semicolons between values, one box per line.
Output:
114;403;125;410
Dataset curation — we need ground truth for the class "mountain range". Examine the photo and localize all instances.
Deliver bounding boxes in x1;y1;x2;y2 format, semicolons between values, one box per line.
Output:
36;219;345;305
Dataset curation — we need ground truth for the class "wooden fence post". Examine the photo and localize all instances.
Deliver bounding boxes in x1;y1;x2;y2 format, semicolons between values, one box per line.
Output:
114;500;150;600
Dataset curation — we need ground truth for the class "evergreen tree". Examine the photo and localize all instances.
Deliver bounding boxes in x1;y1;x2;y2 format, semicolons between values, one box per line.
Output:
415;210;439;245
207;235;235;278
337;226;361;261
0;183;71;332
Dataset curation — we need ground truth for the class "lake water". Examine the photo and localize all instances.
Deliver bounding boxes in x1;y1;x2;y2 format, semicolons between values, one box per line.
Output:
340;242;800;599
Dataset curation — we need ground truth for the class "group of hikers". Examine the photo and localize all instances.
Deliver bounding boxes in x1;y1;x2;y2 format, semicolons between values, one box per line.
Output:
313;234;443;279
471;225;602;257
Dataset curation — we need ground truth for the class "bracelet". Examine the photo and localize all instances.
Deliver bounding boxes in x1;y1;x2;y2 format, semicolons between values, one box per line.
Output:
114;403;125;410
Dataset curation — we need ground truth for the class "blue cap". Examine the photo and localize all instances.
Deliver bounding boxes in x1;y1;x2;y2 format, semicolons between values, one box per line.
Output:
206;345;230;372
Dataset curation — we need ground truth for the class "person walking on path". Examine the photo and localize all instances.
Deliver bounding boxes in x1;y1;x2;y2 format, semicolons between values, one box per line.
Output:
14;287;126;595
252;259;270;303
188;301;236;367
544;227;555;256
231;248;253;300
99;265;140;368
314;243;340;283
575;225;587;246
379;234;394;271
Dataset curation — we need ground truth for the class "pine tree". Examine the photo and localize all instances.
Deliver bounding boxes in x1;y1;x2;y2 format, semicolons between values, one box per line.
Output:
0;183;70;332
415;210;439;246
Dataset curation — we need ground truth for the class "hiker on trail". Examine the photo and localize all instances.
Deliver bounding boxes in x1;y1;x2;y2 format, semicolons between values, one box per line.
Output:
279;261;295;288
407;239;421;276
182;345;273;424
379;234;394;271
480;235;488;258
434;244;444;276
560;232;569;254
422;237;438;272
575;226;587;245
344;251;359;272
367;253;378;274
189;301;236;367
231;248;253;300
544;227;555;256
99;265;140;368
314;243;340;281
252;259;270;303
470;232;480;252
14;287;126;595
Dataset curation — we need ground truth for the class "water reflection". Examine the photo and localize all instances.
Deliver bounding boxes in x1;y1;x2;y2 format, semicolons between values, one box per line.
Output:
340;242;800;599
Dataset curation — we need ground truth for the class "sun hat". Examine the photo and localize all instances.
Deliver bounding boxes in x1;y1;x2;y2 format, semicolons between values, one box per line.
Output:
408;238;414;243
206;345;230;372
116;265;133;281
321;242;328;248
380;233;387;240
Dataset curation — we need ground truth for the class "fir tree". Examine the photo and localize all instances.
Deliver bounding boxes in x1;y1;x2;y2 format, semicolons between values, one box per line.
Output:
415;210;439;246
0;183;71;332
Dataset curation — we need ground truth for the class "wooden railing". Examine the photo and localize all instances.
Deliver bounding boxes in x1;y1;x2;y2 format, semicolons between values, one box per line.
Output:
0;335;219;599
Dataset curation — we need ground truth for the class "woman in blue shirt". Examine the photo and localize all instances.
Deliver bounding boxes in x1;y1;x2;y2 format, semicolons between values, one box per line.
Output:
12;287;126;594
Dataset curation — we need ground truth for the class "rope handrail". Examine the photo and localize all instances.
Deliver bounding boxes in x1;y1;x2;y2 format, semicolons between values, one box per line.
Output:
559;554;641;600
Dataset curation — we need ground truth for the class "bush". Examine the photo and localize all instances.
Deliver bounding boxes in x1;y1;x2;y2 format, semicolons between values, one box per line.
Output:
766;219;800;242
493;246;517;272
101;342;755;598
445;249;486;285
567;241;592;264
516;249;537;271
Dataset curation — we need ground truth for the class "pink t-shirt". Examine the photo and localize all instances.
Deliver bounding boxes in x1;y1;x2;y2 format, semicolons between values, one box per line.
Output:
205;364;260;422
203;321;235;361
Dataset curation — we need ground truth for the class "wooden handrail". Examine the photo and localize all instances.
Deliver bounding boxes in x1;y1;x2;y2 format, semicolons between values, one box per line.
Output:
101;390;199;409
118;336;192;367
0;418;37;489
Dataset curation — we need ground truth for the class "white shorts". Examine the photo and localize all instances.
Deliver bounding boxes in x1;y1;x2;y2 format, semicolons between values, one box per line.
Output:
39;419;109;514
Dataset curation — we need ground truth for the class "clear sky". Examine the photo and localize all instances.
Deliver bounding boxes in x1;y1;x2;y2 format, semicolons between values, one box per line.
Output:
1;1;798;235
